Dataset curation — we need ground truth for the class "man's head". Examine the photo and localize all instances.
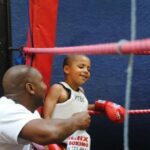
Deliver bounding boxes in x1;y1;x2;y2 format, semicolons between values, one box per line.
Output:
63;55;91;88
2;65;47;111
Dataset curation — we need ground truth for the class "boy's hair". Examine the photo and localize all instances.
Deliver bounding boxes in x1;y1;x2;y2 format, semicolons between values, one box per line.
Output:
62;55;90;76
63;56;69;69
63;55;88;69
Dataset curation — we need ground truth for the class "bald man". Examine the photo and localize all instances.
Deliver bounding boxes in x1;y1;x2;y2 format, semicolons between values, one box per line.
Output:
0;65;91;150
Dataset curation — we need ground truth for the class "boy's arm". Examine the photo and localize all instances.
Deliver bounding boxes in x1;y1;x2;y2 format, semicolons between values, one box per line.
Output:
43;84;62;119
88;104;95;110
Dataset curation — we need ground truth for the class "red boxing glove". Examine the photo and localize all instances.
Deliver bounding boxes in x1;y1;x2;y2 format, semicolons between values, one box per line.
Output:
95;100;125;123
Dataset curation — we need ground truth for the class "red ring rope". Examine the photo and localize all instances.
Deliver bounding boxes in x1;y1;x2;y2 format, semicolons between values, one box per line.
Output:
23;38;150;55
89;109;150;116
128;109;150;114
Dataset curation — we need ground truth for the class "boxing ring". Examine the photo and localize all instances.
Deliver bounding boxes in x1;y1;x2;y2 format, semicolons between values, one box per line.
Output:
23;38;150;150
11;0;150;149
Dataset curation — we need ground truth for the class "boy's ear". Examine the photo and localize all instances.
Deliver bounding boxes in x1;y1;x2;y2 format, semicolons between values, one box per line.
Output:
25;83;35;95
64;65;70;74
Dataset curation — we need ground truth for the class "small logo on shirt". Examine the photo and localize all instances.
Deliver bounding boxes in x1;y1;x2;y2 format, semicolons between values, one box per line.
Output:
75;95;85;102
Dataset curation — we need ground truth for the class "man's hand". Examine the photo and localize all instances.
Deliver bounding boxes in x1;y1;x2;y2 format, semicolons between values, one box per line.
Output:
72;111;91;130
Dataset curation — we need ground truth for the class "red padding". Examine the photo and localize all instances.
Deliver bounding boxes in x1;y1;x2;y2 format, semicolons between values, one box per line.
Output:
26;0;59;87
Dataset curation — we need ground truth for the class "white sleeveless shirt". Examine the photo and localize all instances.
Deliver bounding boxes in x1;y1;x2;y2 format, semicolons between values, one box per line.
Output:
52;82;88;118
52;82;91;150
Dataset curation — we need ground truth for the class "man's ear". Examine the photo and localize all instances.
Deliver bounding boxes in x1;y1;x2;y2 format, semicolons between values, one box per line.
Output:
64;65;70;74
25;83;35;95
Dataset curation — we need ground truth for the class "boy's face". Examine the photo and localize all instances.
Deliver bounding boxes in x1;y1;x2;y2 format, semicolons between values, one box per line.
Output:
64;55;91;87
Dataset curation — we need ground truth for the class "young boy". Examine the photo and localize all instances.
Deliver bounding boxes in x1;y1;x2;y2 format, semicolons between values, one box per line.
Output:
43;55;125;150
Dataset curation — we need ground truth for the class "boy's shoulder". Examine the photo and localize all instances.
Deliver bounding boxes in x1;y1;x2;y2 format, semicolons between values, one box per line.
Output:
49;83;64;92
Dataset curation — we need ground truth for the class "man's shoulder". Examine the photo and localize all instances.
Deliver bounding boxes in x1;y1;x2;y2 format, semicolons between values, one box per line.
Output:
0;96;15;105
0;96;31;115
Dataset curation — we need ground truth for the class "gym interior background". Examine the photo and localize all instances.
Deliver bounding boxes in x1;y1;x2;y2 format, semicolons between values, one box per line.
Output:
0;0;150;149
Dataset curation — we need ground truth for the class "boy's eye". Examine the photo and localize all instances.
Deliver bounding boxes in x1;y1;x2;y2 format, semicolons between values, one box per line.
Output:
78;65;91;72
87;68;91;72
78;65;84;68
